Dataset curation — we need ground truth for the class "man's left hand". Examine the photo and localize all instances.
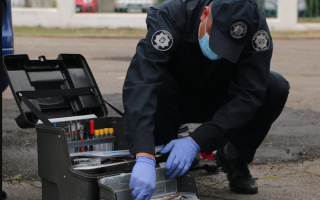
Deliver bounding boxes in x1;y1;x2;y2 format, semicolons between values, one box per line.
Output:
160;137;200;179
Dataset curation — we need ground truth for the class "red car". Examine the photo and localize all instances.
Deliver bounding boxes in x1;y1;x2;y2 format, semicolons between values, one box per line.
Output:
76;0;99;13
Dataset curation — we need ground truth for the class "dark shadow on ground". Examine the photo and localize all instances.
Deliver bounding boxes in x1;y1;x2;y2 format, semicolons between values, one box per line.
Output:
2;94;320;180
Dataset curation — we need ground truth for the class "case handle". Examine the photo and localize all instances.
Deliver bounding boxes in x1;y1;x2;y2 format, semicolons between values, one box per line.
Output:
90;89;124;117
16;87;95;127
17;87;93;98
16;87;124;127
38;55;47;61
18;93;53;127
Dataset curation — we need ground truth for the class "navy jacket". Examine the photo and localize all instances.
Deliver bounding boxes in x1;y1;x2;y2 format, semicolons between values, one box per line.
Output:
123;0;273;155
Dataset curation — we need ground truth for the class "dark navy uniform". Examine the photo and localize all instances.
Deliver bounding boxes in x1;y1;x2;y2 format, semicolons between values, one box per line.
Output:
123;0;289;162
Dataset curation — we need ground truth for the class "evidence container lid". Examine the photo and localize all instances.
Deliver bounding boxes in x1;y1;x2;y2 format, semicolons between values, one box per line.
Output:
3;54;109;128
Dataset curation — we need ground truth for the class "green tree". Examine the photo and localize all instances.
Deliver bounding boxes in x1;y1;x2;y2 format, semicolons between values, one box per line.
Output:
157;0;167;6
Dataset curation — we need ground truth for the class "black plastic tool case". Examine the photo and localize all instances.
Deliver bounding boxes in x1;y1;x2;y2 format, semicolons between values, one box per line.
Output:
3;54;199;200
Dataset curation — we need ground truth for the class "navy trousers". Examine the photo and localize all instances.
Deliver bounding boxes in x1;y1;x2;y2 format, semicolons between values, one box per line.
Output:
153;71;290;163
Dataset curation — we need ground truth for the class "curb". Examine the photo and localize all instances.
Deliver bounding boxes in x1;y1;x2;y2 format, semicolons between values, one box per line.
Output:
272;35;320;39
14;33;146;39
15;34;320;40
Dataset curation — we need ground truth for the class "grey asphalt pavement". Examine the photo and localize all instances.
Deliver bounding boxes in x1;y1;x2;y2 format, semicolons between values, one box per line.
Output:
2;36;320;199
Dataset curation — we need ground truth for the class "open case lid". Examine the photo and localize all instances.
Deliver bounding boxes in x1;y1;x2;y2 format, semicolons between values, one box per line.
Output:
3;54;109;128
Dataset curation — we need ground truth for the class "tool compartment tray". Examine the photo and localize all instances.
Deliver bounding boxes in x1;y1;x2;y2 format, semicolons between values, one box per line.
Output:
99;167;177;200
98;169;199;200
36;116;135;200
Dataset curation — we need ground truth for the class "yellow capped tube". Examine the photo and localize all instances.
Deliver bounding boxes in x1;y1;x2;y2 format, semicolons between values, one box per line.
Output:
94;130;100;137
103;128;109;151
94;130;100;151
109;128;114;136
99;129;104;151
109;128;114;151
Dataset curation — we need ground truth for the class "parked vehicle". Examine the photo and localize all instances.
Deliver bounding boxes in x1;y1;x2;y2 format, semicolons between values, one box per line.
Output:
114;0;157;13
76;0;99;13
2;0;14;92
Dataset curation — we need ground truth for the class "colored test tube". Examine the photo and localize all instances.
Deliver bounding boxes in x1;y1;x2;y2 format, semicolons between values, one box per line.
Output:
79;124;84;152
65;124;71;143
84;121;89;152
109;128;114;151
75;122;79;152
99;129;104;151
66;132;71;153
90;120;94;134
104;128;109;151
71;122;76;153
89;120;94;151
66;132;71;142
94;130;100;151
68;122;73;153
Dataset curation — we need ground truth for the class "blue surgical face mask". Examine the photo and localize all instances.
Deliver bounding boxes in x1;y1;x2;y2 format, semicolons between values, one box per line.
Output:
198;15;222;60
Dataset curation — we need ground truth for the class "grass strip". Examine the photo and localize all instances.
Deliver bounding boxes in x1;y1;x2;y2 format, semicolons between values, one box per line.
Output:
13;27;320;38
13;27;147;36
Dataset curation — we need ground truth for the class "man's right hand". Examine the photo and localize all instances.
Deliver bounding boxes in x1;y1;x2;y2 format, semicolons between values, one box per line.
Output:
129;154;156;200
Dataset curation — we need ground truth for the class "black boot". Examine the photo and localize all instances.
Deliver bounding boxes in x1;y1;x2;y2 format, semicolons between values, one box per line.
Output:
216;150;258;194
2;191;7;199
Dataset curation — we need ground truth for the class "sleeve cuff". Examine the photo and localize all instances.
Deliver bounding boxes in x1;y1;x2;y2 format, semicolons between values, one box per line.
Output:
189;124;228;155
125;131;156;156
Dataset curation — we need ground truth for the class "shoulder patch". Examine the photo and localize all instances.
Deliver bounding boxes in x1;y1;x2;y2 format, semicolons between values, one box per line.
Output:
230;22;247;39
252;30;270;51
151;30;173;51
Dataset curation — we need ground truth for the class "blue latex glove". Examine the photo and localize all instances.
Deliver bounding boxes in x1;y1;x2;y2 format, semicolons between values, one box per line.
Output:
160;137;200;179
129;156;156;200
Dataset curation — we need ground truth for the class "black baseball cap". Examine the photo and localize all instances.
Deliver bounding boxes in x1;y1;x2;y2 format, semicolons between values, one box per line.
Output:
209;0;261;63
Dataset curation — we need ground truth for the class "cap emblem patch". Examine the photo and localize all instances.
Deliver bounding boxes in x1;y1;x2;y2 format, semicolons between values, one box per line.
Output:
252;30;270;51
151;30;173;51
230;22;247;39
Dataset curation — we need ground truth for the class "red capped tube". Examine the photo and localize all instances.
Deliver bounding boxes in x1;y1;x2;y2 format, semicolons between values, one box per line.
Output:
90;120;94;134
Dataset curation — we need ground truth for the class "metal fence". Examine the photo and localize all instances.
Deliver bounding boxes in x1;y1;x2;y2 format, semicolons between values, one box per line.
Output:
256;0;320;22
256;0;278;18
298;0;320;22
